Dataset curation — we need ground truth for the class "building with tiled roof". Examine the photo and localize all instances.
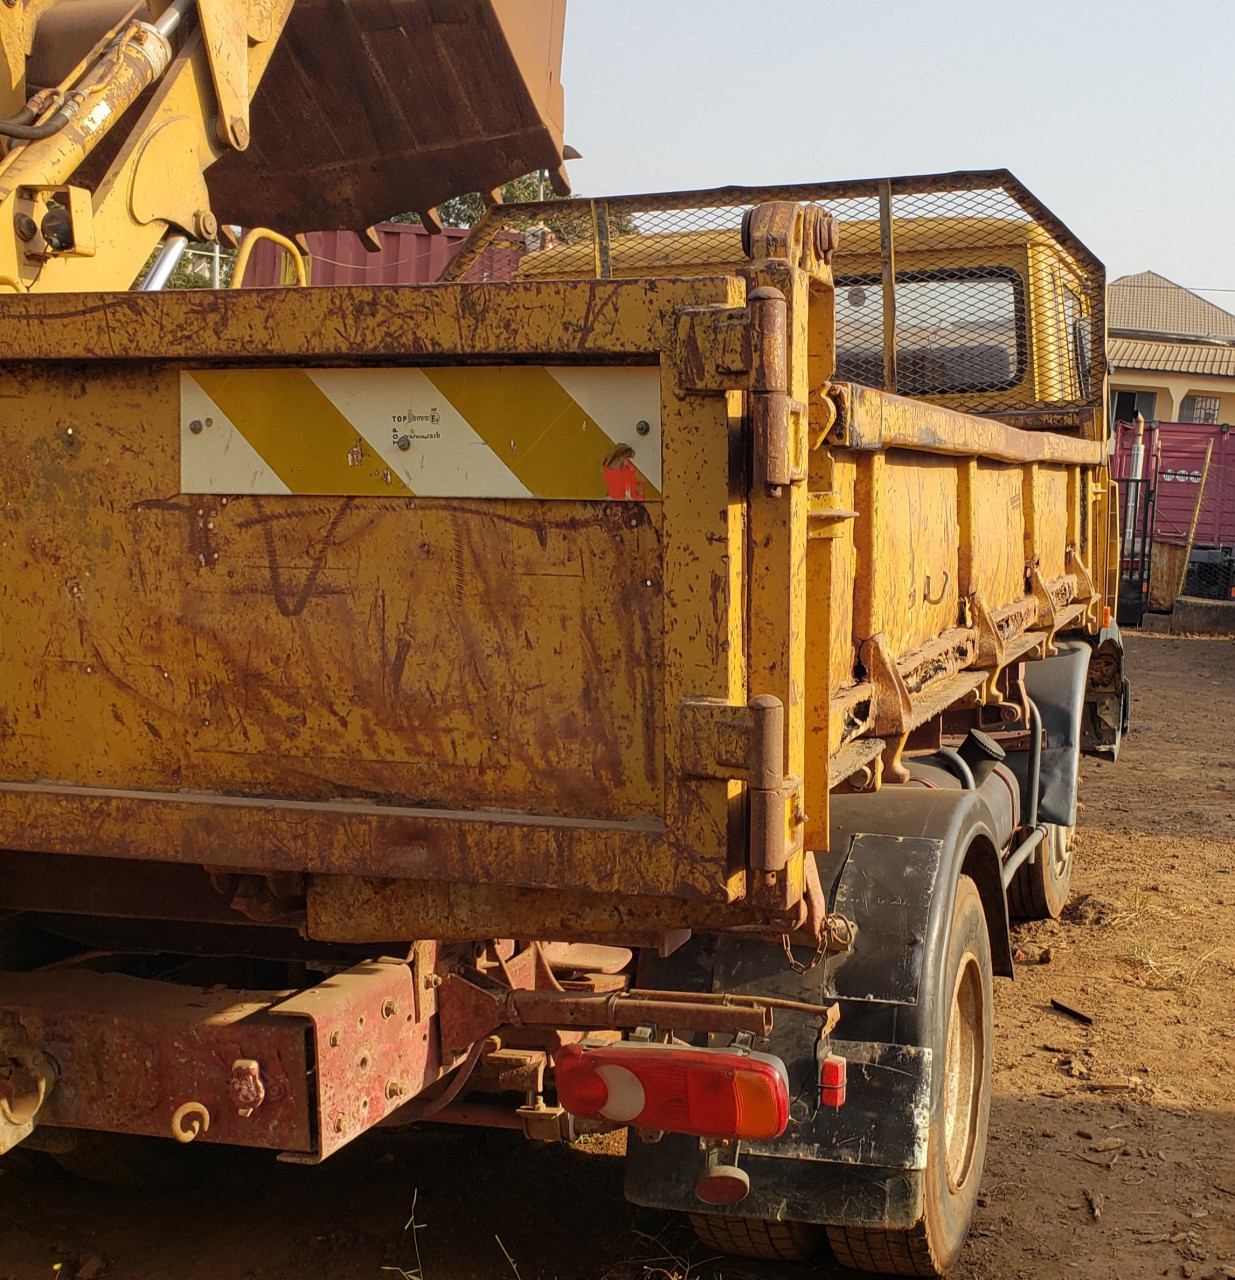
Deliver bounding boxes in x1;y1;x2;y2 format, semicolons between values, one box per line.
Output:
1108;271;1235;424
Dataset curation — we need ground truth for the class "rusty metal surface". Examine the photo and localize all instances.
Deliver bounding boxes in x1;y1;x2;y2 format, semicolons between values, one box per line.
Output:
271;960;446;1163
830;382;1107;466
0;1016;57;1154
0;969;315;1150
0;490;664;822
0;960;459;1159
0;195;1116;933
0;273;751;908
0;785;671;894
0;277;717;360
202;0;567;233
305;876;819;945
437;976;775;1057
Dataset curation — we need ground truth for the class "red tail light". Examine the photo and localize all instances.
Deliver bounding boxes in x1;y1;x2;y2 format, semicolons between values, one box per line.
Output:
820;1052;847;1108
555;1042;790;1141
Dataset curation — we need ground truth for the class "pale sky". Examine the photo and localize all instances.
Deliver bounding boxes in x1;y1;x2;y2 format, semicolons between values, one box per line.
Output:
560;0;1235;310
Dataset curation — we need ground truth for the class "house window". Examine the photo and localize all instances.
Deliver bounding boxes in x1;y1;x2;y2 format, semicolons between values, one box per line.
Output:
1179;394;1220;424
1110;390;1156;425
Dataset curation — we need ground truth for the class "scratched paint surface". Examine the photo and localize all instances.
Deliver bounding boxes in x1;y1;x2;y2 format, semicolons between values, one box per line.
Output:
0;362;664;821
965;460;1027;605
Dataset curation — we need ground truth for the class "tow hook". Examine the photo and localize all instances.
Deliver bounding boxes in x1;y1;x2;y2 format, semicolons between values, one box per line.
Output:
230;1058;266;1118
0;1017;57;1155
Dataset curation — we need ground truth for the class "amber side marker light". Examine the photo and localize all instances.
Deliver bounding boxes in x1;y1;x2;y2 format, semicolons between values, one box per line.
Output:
554;1042;790;1141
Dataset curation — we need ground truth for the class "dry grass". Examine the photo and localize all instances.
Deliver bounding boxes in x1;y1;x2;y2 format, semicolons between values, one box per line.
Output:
496;1236;523;1280
600;1216;718;1280
1121;941;1228;988
381;1189;426;1280
1104;885;1178;930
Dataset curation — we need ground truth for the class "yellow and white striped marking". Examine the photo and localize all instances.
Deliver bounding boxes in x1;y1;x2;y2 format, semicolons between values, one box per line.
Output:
180;366;661;499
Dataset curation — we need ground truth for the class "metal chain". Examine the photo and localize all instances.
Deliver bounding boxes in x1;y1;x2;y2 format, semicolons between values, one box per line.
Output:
781;911;857;975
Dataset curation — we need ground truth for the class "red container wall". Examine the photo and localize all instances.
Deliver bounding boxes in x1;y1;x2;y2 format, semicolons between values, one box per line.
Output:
238;223;530;287
239;223;471;287
1115;421;1235;547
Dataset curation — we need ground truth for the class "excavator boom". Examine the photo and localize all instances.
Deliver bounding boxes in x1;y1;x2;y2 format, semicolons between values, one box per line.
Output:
0;0;568;291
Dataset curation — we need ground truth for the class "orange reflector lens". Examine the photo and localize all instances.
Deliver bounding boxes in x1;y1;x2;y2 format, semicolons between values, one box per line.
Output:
733;1067;782;1135
555;1043;789;1141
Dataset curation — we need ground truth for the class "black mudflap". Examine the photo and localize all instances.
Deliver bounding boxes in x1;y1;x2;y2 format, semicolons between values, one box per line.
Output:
625;787;1011;1229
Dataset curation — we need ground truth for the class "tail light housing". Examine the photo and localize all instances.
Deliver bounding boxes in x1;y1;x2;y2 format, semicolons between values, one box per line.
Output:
821;1052;847;1107
555;1041;790;1141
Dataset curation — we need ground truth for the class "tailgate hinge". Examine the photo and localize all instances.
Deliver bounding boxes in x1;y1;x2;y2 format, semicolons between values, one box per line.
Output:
679;695;805;881
673;294;806;488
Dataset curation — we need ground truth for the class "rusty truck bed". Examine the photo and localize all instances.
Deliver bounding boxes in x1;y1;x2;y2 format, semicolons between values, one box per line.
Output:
0;175;1118;949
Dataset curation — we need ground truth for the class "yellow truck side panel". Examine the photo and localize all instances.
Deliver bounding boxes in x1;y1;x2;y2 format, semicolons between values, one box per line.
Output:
964;462;1027;605
0;180;1114;939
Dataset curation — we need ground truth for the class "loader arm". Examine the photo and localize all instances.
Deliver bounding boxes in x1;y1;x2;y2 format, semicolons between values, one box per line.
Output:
0;0;296;293
0;0;570;293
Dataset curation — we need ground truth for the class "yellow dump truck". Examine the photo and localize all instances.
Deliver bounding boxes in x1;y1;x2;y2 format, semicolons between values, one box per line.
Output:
0;3;1126;1276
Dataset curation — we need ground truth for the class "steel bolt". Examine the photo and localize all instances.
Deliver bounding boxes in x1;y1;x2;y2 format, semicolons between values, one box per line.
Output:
229;117;250;150
188;419;204;435
194;209;218;241
386;1080;407;1100
381;998;398;1019
635;419;651;436
327;1029;342;1048
333;1115;346;1134
396;434;412;451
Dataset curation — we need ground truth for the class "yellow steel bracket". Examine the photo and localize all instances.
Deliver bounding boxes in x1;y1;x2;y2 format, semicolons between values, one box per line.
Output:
11;185;96;258
1027;564;1063;656
677;696;806;912
672;304;753;394
229;227;308;287
1065;545;1099;631
806;490;857;541
197;0;265;150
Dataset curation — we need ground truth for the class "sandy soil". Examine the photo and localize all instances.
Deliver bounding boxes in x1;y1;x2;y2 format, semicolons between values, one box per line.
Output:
1;633;1232;1280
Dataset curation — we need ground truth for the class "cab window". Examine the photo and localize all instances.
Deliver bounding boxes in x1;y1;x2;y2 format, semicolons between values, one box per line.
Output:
835;267;1027;396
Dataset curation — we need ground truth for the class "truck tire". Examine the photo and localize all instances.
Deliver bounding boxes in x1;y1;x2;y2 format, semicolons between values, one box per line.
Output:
689;1212;824;1260
827;875;993;1276
1007;823;1074;920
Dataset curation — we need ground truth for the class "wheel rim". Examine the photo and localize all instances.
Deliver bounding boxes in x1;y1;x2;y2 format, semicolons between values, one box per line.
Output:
1048;825;1075;886
943;953;984;1191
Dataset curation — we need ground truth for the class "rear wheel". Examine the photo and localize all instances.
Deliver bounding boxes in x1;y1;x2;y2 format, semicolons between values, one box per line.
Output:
689;1212;824;1261
1007;823;1075;919
827;874;993;1276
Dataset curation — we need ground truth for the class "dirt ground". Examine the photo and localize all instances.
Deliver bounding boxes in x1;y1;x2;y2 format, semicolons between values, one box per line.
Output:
1;633;1233;1280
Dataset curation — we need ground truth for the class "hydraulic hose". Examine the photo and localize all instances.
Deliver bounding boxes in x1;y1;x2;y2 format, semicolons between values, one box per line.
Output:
0;106;76;141
936;747;976;790
0;104;38;129
0;0;192;148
